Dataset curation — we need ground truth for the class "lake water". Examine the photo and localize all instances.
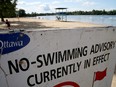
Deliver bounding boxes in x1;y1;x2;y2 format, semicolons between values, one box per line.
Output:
37;15;116;26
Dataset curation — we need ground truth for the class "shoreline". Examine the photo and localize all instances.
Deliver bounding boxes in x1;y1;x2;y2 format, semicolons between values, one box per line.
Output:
0;17;106;30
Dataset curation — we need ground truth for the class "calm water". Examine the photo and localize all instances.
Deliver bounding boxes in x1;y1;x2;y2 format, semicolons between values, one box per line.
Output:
37;15;116;26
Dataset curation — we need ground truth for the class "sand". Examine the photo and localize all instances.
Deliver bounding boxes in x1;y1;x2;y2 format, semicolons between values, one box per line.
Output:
0;17;115;87
0;17;106;30
112;74;116;87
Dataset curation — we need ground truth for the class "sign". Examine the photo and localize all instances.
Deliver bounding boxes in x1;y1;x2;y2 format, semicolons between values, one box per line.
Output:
0;28;116;87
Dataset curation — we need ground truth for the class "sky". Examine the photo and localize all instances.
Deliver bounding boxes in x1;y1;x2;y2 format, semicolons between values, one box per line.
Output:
17;0;116;13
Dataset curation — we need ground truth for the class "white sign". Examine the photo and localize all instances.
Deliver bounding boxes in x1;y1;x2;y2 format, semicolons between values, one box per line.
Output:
0;28;116;87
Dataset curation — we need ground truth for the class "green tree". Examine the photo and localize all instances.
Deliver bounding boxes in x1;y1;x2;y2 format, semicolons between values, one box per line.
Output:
0;0;17;22
102;9;107;15
18;9;26;17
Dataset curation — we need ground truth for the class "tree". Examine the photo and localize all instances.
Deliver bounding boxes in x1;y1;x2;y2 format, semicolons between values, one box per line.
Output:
0;0;17;22
18;9;26;17
102;9;107;15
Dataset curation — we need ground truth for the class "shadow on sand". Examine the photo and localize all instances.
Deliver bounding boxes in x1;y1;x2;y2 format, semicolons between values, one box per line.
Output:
0;21;52;30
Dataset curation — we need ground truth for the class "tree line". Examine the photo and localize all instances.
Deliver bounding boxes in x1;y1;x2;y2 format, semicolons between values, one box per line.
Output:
24;9;116;17
0;0;116;21
17;9;116;17
67;10;116;15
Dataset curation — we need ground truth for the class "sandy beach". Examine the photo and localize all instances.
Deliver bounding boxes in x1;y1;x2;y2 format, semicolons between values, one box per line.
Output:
0;17;115;87
112;74;116;87
0;17;106;30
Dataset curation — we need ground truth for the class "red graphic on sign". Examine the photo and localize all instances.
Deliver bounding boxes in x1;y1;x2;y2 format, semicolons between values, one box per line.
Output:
92;68;107;87
94;68;107;81
54;81;80;87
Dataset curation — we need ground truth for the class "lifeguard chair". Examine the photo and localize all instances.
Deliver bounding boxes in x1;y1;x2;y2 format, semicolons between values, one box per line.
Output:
55;8;67;21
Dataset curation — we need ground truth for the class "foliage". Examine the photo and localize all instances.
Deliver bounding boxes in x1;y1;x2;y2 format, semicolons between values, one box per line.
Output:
67;9;116;15
0;0;17;21
26;12;55;17
18;9;26;17
25;9;116;17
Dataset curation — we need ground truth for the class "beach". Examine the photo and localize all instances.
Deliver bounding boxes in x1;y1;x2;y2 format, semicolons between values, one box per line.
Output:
112;74;116;87
0;17;116;87
0;17;106;30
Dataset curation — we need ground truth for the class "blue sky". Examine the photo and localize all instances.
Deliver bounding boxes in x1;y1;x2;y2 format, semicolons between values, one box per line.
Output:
17;0;116;13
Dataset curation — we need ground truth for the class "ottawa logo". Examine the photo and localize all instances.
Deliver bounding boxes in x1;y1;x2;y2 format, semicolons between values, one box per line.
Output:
0;32;30;55
54;81;80;87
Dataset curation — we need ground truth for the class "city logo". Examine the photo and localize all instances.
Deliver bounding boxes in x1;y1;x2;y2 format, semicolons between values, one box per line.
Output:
0;32;30;55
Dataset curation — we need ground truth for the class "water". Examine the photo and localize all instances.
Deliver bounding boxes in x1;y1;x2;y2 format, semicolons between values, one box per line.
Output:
68;15;116;26
37;15;116;26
